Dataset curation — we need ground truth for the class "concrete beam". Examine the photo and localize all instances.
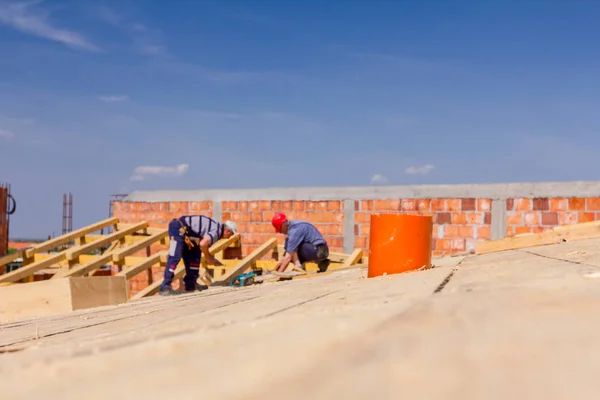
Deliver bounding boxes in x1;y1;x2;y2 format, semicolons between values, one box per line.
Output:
343;200;355;255
212;201;222;222
124;180;600;203
491;199;507;240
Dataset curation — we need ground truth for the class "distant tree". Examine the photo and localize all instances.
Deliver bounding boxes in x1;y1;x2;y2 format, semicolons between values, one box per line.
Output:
7;247;18;254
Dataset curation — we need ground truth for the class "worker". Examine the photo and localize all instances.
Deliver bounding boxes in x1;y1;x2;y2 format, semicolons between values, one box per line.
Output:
159;215;238;296
270;212;331;274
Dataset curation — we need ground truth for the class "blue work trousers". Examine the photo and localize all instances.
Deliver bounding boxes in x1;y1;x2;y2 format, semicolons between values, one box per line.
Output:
294;242;329;264
160;219;201;291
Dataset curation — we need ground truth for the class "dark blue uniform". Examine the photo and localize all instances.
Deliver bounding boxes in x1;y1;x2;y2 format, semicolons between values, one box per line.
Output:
160;215;224;292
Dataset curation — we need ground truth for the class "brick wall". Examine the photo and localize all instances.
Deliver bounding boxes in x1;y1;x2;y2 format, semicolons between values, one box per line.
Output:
111;188;600;296
113;197;493;259
506;197;600;236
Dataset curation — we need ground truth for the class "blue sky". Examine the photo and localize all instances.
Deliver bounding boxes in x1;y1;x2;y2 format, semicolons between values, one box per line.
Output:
1;0;600;238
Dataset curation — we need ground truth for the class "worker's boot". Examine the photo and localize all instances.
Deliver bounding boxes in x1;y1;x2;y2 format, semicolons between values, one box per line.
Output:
185;283;209;293
317;259;331;273
159;286;181;296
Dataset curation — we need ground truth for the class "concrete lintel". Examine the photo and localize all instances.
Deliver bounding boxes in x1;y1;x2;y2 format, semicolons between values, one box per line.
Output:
123;180;600;203
343;199;355;254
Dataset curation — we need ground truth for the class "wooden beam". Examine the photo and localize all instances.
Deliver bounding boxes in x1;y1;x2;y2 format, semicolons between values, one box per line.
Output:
213;238;278;286
275;245;350;263
132;235;242;300
0;252;69;284
24;217;119;259
342;249;363;267
476;221;600;254
117;252;164;280
111;230;168;263
65;222;148;262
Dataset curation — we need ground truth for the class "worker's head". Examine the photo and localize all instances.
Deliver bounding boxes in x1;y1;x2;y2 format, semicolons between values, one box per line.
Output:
223;220;238;239
272;213;289;234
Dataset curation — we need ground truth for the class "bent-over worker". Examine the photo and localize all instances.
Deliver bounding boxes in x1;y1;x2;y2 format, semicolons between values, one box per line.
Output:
271;212;331;273
159;215;237;296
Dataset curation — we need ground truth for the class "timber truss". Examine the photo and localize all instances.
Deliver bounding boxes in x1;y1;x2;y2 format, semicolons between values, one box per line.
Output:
0;217;365;301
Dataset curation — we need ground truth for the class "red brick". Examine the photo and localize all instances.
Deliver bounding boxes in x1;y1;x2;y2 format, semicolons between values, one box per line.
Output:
316;201;327;211
451;239;465;251
355;237;368;249
436;239;452;251
477;199;492;212
549;198;566;211
507;212;523;225
271;200;281;211
401;199;417;211
238;201;248;211
386;199;399;210
506;226;515;236
466;212;482;224
257;201;270;211
248;201;260;211
461;198;476;211
476;226;491;240
327;201;341;211
506;198;514;210
524;212;541;225
444;225;460;237
361;200;373;211
568;198;586;211
305;201;316;211
558;212;578;225
587;198;600;210
446;199;461;211
459;226;474;238
226;201;237;211
515;226;532;235
451;212;467;224
580;212;596;222
484;212;492;225
417;199;431;211
374;200;389;211
532;198;549;211
541;212;558;225
435;212;451;224
431;199;445;211
515;198;531;211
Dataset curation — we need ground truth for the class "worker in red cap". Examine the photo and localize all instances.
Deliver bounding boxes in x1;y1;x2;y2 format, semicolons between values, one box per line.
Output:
271;212;331;273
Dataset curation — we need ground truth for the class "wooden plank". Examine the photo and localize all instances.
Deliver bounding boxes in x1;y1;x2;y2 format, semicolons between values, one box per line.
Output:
213;238;278;286
53;254;114;279
476;221;600;254
132;236;243;300
24;217;119;259
342;249;363;267
275;245;349;263
0;252;69;284
117;253;164;280
111;230;168;263
0;276;128;323
66;222;148;262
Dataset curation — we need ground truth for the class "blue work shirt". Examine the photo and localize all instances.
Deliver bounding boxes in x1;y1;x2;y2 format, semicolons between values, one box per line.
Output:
284;220;326;253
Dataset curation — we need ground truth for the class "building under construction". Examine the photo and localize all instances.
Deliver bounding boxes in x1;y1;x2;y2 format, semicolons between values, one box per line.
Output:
2;180;600;398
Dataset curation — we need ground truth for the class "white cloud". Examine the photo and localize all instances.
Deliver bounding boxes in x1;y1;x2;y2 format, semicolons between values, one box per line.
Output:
404;164;435;175
0;128;15;139
0;1;101;52
98;95;129;103
370;174;388;184
95;6;166;56
130;163;189;181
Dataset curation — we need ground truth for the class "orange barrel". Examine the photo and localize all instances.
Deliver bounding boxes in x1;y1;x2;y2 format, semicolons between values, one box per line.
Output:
367;213;433;278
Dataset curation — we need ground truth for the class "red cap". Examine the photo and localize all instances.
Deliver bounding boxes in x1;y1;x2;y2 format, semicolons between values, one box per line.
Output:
272;212;287;233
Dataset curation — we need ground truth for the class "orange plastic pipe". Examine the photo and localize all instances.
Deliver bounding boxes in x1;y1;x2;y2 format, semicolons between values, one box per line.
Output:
367;213;433;278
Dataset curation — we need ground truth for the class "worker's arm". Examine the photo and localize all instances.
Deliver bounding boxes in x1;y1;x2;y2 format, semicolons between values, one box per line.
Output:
276;251;302;272
200;237;223;266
